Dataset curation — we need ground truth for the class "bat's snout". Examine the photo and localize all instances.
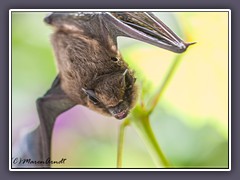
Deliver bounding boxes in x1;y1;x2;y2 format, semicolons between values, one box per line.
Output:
114;110;128;120
108;102;129;120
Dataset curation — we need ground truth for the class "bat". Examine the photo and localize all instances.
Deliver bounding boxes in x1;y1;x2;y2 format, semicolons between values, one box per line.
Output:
14;12;194;168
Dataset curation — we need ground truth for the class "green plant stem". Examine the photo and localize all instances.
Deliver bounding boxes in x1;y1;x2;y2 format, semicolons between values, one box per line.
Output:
148;55;183;115
130;113;170;168
117;119;129;168
118;55;184;168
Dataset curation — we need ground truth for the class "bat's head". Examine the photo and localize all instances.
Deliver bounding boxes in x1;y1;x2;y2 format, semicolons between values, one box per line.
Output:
82;69;138;120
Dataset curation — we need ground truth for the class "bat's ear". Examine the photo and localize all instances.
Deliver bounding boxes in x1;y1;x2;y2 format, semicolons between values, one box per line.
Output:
133;77;136;84
120;69;128;87
82;88;99;104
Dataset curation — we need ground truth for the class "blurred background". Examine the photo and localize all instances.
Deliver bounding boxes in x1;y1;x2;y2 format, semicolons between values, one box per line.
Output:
12;11;229;168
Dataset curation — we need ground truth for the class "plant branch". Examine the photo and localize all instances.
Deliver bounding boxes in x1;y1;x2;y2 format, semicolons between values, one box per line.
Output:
148;55;183;115
117;119;129;168
118;54;185;168
130;111;171;168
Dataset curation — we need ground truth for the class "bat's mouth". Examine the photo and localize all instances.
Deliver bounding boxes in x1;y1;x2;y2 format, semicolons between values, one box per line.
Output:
114;110;128;120
108;105;129;120
108;12;195;53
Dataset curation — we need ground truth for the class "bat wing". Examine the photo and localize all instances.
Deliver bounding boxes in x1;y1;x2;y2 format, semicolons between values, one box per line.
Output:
103;12;195;53
14;75;76;168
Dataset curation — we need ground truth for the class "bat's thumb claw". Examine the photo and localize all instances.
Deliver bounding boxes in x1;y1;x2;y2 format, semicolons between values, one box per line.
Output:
186;41;197;47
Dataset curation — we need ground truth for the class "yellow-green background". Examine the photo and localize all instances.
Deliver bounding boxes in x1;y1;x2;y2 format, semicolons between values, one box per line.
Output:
12;12;229;168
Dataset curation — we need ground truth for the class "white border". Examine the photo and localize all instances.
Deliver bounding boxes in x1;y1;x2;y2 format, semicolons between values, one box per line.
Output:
9;9;231;171
228;9;231;171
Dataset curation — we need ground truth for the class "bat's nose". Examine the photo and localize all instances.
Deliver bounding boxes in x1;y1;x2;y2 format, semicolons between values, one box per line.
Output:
108;102;129;120
114;110;128;120
109;108;128;120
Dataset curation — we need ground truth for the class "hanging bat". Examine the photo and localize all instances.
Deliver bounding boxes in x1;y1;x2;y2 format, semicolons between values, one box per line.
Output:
14;12;194;168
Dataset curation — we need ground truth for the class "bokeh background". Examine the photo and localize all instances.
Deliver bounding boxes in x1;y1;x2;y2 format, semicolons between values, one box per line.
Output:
12;11;229;168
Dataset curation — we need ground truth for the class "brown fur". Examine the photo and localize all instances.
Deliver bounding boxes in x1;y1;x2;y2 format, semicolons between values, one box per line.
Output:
49;18;138;117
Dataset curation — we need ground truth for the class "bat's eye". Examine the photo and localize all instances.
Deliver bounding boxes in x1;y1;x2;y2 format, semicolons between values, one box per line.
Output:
111;57;119;62
82;88;99;105
88;95;99;105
